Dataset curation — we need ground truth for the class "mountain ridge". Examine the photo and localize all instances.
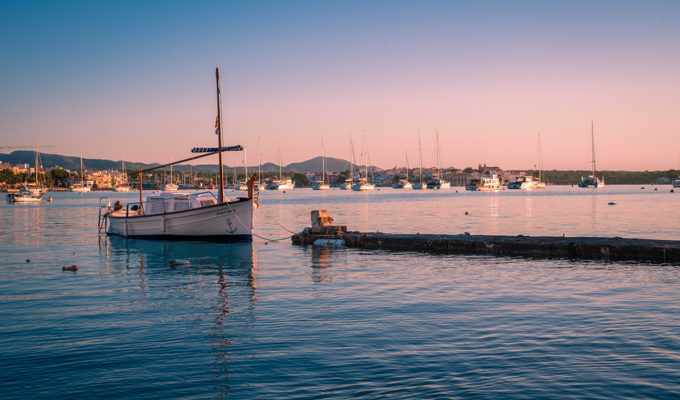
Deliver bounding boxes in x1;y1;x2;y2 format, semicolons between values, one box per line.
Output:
0;151;360;174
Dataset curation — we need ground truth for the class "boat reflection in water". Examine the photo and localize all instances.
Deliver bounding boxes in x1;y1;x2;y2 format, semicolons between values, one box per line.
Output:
101;236;257;397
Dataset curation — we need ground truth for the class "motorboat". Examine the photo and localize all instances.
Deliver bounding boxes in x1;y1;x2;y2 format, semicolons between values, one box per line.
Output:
508;175;539;190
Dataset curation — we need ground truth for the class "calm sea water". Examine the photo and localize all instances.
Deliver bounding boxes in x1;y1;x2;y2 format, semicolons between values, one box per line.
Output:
1;186;679;399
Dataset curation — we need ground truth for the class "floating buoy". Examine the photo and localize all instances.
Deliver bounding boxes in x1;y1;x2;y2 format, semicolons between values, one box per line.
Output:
464;211;469;215
26;259;30;263
608;202;616;206
170;259;190;266
654;188;658;191
641;187;645;189
62;265;78;271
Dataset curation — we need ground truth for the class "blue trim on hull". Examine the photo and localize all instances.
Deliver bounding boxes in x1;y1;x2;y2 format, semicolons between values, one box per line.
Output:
107;233;252;243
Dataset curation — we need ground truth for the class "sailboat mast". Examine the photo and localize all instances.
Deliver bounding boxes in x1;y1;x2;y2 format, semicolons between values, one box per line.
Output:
322;137;326;184
244;148;248;179
278;145;282;180
406;150;409;180
35;144;39;184
215;67;225;203
349;134;355;179
436;128;441;177
591;120;596;176
257;136;262;187
363;130;367;180
539;135;543;181
418;128;423;184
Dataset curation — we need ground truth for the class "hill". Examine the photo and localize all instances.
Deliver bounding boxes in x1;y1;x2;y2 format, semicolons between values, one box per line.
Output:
0;151;357;174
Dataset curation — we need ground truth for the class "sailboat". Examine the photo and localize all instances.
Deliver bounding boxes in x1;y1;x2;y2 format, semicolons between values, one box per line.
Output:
427;129;451;189
338;134;354;190
103;67;254;241
412;129;427;190
392;151;413;189
238;148;250;191
12;144;45;202
115;155;131;192
312;138;330;190
536;134;546;188
161;158;179;191
266;145;295;190
578;121;605;188
351;131;375;191
70;156;91;192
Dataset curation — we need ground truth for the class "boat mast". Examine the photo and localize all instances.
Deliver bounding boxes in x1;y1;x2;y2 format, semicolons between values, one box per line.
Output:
35;144;39;185
418;128;423;185
363;130;368;181
215;67;225;203
322;137;326;184
278;145;282;181
349;134;356;180
436;128;441;178
537;134;543;182
257;136;262;188
405;150;409;181
244;148;248;181
591;120;596;176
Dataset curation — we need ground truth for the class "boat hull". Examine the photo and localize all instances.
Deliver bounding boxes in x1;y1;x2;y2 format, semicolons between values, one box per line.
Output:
107;198;253;242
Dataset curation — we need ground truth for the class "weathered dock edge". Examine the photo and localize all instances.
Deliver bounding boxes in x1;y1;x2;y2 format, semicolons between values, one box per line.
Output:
292;231;680;264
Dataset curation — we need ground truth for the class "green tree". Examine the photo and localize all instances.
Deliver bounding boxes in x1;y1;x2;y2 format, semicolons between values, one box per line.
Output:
50;168;69;187
291;173;309;187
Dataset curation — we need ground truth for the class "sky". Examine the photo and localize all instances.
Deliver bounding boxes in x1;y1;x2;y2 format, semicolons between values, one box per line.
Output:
1;0;679;171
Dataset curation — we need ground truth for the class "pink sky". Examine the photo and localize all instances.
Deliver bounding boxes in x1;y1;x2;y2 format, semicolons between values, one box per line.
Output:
1;1;679;171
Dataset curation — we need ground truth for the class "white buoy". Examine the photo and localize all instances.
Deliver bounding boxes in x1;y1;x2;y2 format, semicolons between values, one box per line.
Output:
170;259;190;266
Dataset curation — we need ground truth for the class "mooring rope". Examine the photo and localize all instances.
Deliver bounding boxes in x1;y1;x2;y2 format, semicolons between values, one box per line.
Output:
255;202;298;234
223;197;298;242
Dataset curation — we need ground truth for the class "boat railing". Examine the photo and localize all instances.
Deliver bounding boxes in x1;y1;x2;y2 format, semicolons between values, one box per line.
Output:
98;196;110;233
125;201;144;217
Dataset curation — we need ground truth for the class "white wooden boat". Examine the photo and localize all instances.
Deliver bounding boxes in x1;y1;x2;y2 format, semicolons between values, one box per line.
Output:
106;191;253;241
102;67;253;242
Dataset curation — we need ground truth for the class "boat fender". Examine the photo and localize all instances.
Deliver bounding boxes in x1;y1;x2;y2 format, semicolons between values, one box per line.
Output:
313;239;345;247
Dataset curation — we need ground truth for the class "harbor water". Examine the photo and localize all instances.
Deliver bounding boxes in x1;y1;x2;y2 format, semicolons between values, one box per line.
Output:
1;186;679;398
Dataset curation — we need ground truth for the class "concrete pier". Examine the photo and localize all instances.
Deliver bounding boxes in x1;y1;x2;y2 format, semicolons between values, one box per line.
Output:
292;231;680;264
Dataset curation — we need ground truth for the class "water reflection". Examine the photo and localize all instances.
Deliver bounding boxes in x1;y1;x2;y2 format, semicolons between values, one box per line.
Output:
101;236;257;398
311;246;332;283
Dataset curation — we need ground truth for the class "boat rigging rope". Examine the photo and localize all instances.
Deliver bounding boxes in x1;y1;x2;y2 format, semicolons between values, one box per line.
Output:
223;196;297;242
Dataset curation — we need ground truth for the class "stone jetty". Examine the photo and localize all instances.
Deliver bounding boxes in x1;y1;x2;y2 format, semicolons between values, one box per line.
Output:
292;211;680;264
